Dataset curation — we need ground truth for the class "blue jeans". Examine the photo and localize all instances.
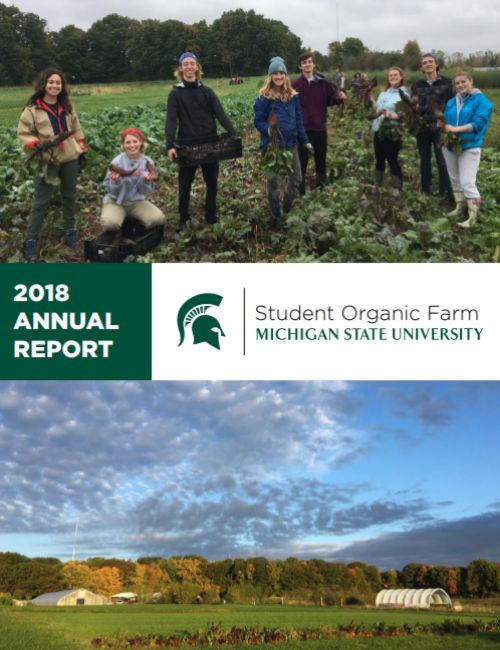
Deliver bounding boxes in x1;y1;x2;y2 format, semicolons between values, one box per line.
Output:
416;130;451;194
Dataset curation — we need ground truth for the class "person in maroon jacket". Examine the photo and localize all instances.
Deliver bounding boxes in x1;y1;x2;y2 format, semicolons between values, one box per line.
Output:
292;52;346;193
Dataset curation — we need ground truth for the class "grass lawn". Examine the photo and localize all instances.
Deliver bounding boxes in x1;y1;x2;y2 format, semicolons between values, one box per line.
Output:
0;78;264;128
2;604;500;650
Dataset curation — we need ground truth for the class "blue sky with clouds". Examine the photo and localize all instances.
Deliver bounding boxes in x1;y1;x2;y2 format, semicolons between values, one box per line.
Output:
10;1;500;57
0;381;498;569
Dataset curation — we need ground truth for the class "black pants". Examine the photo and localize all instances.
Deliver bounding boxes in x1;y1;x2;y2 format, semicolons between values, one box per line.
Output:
374;135;402;178
299;130;327;179
416;130;451;194
178;162;219;223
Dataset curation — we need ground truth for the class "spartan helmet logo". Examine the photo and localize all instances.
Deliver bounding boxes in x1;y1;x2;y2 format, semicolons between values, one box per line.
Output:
177;293;225;350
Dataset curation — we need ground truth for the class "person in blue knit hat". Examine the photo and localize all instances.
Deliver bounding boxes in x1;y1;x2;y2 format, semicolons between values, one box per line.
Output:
254;57;312;228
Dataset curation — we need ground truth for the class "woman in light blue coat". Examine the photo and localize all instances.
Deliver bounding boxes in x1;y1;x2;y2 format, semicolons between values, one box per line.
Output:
371;67;409;192
442;71;493;227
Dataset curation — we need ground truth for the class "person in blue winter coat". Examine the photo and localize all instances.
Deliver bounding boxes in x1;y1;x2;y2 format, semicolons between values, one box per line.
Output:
370;67;409;192
441;72;493;228
254;56;313;227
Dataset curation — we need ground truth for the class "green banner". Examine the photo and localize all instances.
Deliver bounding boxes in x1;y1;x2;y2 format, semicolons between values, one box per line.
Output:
0;264;152;379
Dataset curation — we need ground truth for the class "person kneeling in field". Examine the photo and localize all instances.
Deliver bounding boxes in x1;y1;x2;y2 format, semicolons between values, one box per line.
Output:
254;56;312;229
100;128;165;238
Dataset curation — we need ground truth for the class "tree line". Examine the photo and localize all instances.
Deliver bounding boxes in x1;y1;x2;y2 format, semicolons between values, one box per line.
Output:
3;3;499;88
1;552;499;603
327;37;500;72
0;5;302;85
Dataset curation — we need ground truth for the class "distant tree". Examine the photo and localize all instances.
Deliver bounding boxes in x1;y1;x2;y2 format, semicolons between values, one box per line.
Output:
86;558;137;589
171;556;207;586
127;19;187;81
348;561;382;592
203;558;233;592
431;50;446;70
402;39;422;71
446;52;466;67
185;20;214;74
0;555;64;599
279;557;314;592
61;561;94;590
132;562;169;596
446;568;459;595
310;50;329;72
424;565;452;591
381;568;399;588
85;14;134;82
211;10;301;77
465;559;500;597
17;11;54;71
0;4;34;84
51;25;89;84
328;41;343;70
399;563;427;588
342;37;365;59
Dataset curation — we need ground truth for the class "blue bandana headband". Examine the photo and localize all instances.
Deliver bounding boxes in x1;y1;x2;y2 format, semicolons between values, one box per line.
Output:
179;52;198;64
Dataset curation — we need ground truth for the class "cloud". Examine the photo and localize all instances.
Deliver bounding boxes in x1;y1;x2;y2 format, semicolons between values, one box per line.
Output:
0;381;363;538
1;381;497;567
382;384;455;429
8;0;500;55
330;511;500;568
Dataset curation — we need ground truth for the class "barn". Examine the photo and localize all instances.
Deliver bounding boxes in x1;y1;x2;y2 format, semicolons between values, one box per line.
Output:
375;588;452;609
31;589;110;606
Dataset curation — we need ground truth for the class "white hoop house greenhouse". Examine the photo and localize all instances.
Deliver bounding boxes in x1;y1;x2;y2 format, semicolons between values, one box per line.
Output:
375;588;453;609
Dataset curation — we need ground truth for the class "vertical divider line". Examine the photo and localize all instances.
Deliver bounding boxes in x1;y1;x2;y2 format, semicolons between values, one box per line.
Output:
243;287;246;356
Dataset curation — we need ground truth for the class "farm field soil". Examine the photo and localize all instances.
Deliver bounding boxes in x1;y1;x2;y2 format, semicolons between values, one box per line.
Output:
1;86;499;263
2;605;500;650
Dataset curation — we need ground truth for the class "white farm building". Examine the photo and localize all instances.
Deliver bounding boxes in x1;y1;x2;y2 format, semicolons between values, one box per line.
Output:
375;588;452;609
31;589;110;606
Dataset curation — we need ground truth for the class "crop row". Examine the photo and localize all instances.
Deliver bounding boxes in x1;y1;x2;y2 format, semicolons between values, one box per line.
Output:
1;93;499;263
90;618;500;647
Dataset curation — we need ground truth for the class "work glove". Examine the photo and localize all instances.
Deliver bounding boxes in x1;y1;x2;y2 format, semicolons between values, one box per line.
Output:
305;143;314;156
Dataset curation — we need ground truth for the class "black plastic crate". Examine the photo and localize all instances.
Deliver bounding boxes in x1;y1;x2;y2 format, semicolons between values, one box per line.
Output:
175;133;242;166
84;218;164;263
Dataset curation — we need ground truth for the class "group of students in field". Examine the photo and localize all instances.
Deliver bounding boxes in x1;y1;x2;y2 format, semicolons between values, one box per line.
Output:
17;51;493;261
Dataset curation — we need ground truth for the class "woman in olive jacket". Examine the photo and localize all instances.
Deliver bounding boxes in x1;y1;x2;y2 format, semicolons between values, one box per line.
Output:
18;68;88;260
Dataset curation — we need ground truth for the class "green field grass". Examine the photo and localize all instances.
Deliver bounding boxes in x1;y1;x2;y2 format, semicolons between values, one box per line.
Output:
2;604;500;650
1;79;497;148
0;78;263;128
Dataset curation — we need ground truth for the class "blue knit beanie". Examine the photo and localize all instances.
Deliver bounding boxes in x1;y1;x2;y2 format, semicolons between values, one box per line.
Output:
268;57;287;75
179;52;198;64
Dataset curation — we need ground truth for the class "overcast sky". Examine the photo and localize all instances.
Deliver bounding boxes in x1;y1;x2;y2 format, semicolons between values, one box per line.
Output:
1;381;499;569
8;0;500;57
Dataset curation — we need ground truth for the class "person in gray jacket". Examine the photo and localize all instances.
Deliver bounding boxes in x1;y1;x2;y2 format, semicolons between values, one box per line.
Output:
100;128;165;234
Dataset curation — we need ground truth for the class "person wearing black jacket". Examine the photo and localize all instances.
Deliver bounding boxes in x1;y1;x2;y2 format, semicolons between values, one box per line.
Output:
166;52;237;228
411;53;454;196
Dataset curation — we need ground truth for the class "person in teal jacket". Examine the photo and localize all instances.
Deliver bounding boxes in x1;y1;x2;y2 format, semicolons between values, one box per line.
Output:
442;71;493;227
